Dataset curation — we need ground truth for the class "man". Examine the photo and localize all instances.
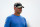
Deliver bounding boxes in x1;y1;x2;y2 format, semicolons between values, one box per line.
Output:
4;2;27;27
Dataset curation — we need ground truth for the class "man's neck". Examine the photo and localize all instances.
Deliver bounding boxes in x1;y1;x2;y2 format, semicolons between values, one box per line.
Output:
14;13;20;16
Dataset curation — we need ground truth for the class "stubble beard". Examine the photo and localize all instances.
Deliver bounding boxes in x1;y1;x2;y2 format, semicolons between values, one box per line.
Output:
17;12;21;14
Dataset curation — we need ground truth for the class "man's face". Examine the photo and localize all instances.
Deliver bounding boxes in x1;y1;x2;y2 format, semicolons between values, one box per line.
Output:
14;7;22;14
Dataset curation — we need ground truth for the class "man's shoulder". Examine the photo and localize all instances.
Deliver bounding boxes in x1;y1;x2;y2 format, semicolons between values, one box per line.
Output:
5;15;13;23
20;16;26;20
20;16;27;22
6;14;13;19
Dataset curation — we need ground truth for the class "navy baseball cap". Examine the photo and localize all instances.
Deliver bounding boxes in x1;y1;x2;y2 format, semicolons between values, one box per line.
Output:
14;3;24;8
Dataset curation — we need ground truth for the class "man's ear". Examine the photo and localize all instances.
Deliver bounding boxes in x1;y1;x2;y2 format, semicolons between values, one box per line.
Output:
14;6;16;10
14;7;15;10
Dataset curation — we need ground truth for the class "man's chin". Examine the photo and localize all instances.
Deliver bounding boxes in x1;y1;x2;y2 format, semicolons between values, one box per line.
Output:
17;12;21;14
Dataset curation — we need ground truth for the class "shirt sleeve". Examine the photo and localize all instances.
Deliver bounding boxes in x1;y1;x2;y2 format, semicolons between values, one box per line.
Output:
25;21;27;27
24;18;28;27
4;16;11;27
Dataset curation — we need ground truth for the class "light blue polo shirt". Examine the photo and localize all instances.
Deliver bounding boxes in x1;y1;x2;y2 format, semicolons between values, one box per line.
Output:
4;14;27;27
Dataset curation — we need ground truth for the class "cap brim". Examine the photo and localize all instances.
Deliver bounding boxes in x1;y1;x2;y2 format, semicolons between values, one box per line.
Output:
17;6;24;8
